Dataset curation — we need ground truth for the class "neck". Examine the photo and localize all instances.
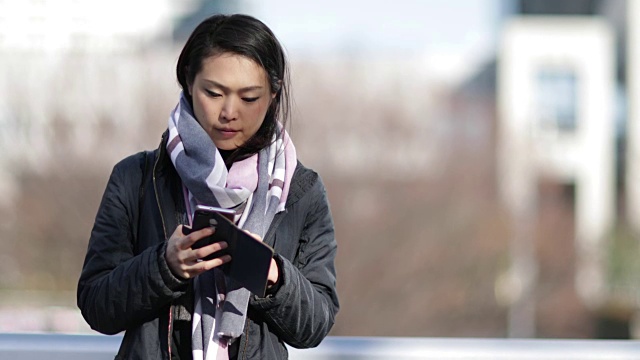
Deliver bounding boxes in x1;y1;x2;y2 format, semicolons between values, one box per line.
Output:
218;148;235;170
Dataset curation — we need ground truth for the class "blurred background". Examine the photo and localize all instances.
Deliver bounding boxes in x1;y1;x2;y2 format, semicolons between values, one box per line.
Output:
0;0;638;340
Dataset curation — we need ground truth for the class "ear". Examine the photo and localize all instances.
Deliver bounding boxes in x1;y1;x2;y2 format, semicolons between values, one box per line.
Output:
271;80;282;100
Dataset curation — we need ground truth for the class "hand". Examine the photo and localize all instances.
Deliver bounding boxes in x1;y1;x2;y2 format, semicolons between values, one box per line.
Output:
267;258;279;288
245;232;279;288
165;225;231;279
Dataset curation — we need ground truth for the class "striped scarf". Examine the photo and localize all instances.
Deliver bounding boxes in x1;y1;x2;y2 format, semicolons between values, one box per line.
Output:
166;93;296;359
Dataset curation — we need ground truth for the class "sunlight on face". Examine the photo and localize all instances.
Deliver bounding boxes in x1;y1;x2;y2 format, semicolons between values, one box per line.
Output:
189;53;275;150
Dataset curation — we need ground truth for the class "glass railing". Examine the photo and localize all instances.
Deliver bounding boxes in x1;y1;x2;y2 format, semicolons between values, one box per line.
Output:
1;333;639;359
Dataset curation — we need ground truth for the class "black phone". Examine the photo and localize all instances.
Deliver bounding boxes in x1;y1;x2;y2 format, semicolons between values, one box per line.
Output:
183;205;275;297
184;205;236;260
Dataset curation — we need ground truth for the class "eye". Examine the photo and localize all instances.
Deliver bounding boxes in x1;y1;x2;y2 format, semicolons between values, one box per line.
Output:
243;97;259;103
205;89;221;98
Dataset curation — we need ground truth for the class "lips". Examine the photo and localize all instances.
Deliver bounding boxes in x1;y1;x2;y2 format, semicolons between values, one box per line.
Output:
215;127;238;139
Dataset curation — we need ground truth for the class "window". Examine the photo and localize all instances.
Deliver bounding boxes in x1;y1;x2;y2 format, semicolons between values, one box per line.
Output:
537;68;578;132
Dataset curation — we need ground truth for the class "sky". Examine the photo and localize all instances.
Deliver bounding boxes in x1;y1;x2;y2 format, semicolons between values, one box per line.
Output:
241;0;505;84
0;0;506;86
251;0;502;53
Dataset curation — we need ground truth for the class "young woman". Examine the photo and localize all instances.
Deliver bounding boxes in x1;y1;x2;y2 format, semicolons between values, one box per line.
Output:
77;14;339;359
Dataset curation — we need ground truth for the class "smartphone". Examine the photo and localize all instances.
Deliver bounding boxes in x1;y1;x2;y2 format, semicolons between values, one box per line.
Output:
182;205;275;296
190;205;236;225
183;205;236;261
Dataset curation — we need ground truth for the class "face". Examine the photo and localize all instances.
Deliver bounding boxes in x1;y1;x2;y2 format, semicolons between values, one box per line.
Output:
189;53;275;150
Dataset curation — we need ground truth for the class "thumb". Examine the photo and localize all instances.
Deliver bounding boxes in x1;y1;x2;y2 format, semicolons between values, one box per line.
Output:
245;230;263;242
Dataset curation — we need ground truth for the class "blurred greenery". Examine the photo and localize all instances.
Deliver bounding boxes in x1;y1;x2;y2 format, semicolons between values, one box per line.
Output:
606;224;640;306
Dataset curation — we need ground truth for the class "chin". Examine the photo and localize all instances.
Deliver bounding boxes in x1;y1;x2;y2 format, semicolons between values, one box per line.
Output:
214;141;239;151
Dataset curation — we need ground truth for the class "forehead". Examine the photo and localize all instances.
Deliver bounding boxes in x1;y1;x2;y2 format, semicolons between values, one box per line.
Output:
196;53;268;88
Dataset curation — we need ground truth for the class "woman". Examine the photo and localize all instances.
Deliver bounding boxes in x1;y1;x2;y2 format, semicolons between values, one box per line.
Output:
77;14;339;359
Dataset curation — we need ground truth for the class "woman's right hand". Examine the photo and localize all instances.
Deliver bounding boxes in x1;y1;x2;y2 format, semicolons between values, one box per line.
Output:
165;225;231;279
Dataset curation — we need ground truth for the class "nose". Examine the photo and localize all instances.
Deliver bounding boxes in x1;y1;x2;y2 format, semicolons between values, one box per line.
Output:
220;96;239;121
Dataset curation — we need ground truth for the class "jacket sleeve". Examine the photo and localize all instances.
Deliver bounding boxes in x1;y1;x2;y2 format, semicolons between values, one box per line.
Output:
250;176;339;348
77;155;187;335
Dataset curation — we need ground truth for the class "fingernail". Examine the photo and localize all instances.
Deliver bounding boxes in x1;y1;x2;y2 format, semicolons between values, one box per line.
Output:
220;241;228;248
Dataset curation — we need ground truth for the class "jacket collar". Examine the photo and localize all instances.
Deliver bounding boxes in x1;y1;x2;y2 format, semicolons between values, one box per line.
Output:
152;130;186;237
155;130;174;176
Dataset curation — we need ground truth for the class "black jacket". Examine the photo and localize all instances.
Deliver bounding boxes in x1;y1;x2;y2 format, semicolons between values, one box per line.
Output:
77;134;339;359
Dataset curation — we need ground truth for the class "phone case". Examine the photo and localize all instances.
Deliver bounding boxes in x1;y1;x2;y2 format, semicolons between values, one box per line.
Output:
183;208;274;297
186;208;232;259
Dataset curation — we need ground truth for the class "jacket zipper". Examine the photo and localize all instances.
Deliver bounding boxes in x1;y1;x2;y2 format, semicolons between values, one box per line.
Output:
239;314;251;359
151;150;173;360
168;305;174;359
152;150;169;258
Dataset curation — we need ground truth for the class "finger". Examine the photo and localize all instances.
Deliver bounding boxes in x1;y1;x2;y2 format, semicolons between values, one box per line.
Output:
180;255;232;278
198;255;232;272
178;227;215;250
191;241;228;261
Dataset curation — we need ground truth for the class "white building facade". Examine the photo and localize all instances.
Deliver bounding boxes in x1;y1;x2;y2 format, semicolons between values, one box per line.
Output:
498;17;616;337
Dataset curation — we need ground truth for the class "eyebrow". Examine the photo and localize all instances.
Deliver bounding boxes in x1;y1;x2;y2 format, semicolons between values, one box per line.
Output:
203;79;264;92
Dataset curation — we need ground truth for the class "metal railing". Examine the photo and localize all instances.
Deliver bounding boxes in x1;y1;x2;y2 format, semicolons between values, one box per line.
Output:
287;337;640;359
1;333;640;359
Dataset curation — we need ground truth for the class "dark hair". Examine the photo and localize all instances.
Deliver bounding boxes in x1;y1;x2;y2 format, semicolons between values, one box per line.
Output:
176;14;291;163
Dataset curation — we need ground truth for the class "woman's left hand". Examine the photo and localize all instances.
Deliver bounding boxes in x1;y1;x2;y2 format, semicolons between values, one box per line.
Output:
246;232;279;288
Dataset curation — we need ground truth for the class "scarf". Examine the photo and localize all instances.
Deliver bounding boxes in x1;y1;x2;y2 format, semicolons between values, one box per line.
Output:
166;93;296;359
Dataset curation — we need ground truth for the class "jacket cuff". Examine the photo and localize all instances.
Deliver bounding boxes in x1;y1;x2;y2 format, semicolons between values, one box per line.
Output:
158;241;189;291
